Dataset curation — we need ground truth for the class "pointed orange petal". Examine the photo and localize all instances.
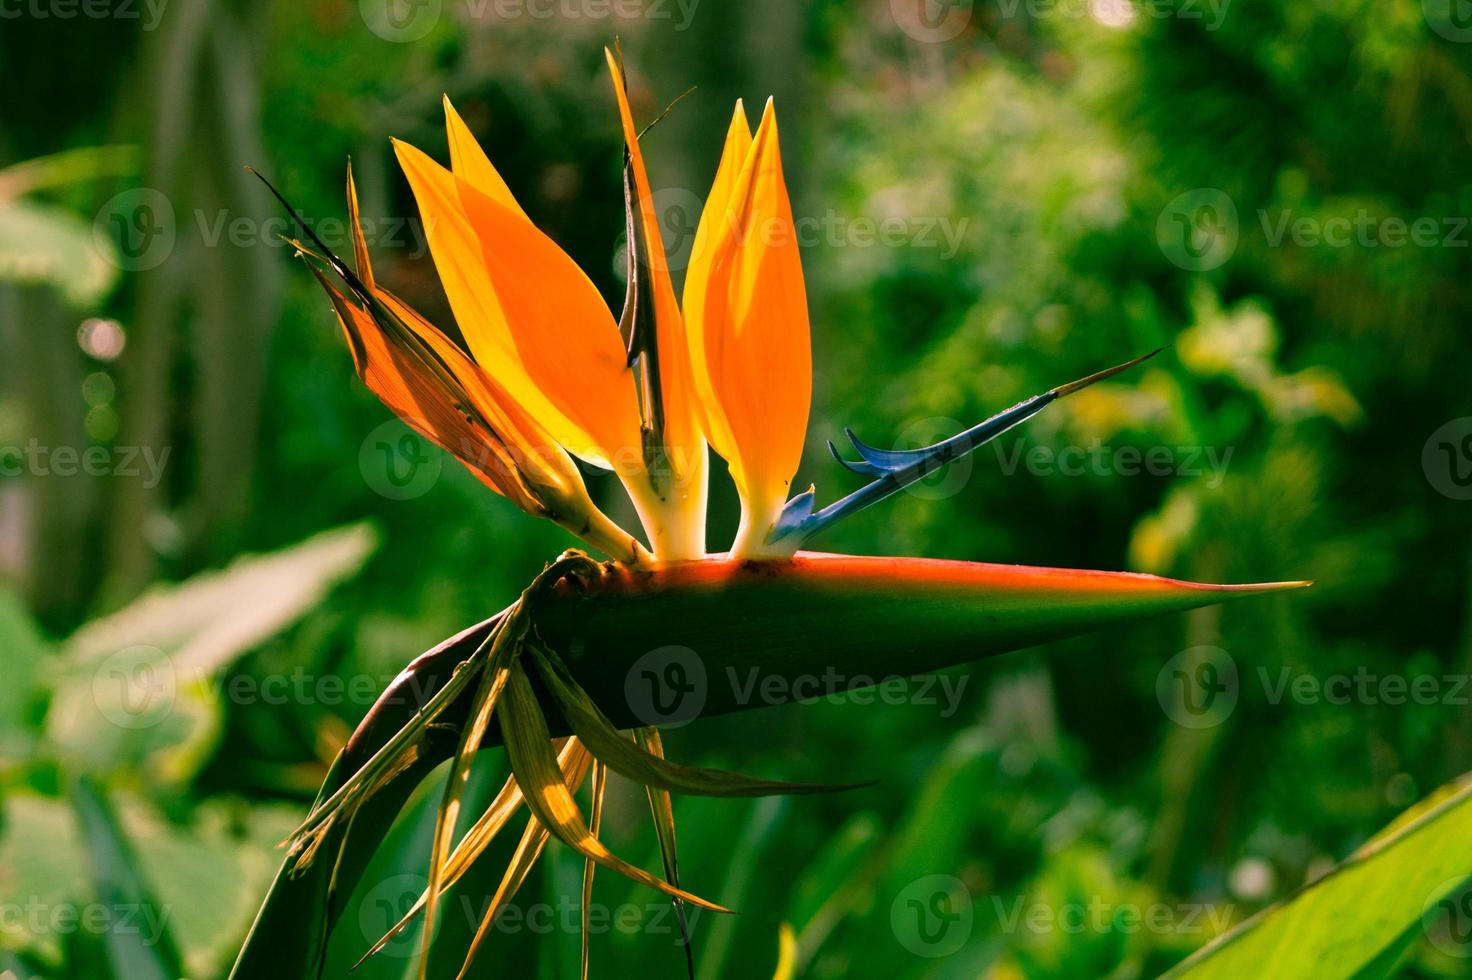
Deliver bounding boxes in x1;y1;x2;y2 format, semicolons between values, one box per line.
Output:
602;50;701;467
684;100;752;479
441;96;526;219
313;267;542;514
394;139;640;470
454;176;644;465
686;100;812;556
603;49;709;558
346;162;374;289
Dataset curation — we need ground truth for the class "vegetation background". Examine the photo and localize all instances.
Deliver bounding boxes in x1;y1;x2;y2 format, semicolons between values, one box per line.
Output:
1;0;1470;976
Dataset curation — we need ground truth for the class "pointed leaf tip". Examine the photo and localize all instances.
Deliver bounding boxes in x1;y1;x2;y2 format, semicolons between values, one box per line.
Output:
788;348;1170;547
1053;347;1165;397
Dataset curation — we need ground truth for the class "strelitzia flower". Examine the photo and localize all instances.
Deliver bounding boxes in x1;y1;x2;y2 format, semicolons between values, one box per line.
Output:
235;50;1307;980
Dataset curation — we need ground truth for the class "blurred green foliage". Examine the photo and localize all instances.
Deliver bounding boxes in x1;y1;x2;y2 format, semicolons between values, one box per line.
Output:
2;0;1472;977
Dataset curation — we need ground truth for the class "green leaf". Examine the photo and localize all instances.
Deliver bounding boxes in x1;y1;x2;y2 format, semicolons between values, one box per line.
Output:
63;523;377;670
0;794;86;965
46;524;377;783
633;726;697;977
785;812;882;965
0;588;48;753
0;791;293;977
68;777;186;980
230;753;404;980
0;145;140;201
1165;773;1472;978
694;796;789;980
0;200;119;306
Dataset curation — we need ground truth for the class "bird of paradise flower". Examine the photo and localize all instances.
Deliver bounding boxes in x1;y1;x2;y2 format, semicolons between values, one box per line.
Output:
236;48;1306;980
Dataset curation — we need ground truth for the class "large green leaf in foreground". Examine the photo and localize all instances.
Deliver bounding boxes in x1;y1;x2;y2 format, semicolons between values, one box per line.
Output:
1166;774;1472;978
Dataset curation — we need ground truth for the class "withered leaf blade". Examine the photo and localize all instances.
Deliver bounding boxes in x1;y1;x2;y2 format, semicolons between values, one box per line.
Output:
529;644;870;797
417;617;523;980
634;727;697;980
580;761;607;980
457;742;593;980
497;665;730;912
353;740;585;970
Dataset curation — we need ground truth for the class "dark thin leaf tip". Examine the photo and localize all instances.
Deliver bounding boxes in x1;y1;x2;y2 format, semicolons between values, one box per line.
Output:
1052;347;1165;398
